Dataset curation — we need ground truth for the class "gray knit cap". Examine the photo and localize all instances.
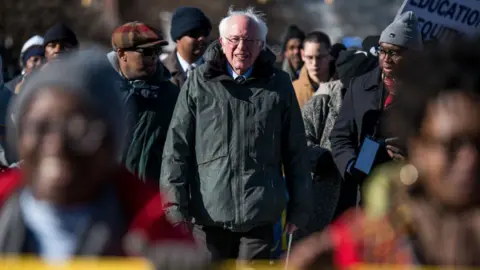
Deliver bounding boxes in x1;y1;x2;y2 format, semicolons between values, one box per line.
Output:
379;11;423;50
7;47;128;161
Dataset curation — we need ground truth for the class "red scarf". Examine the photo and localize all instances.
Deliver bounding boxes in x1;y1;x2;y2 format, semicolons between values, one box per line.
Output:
383;75;396;108
0;167;194;255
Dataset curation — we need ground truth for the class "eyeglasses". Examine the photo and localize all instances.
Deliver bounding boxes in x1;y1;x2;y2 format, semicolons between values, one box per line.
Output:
225;36;263;47
425;136;480;156
22;115;107;155
125;47;161;56
377;47;404;61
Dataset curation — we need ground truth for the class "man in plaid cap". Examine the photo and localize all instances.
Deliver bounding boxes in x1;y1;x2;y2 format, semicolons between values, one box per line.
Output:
107;21;179;185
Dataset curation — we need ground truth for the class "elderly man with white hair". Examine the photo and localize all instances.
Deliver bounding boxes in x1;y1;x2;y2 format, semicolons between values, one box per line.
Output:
160;7;312;261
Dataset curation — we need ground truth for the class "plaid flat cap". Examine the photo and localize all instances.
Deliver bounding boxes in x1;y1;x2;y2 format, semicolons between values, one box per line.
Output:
112;21;168;50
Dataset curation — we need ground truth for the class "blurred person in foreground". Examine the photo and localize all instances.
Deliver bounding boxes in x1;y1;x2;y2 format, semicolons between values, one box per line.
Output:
43;23;79;62
161;7;311;261
289;36;480;269
5;35;44;94
107;22;179;184
297;50;377;239
329;11;422;213
280;25;305;81
162;7;211;89
293;31;332;108
0;49;207;268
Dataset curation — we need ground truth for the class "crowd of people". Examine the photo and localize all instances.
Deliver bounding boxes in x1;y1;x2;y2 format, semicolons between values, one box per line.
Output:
0;3;479;269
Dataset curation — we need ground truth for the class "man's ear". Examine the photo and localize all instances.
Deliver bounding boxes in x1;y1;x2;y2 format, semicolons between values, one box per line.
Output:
261;41;266;51
300;49;306;61
219;37;225;54
117;49;126;61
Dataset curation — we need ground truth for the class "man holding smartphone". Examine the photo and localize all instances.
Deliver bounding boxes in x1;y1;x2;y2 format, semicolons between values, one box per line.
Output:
330;11;422;215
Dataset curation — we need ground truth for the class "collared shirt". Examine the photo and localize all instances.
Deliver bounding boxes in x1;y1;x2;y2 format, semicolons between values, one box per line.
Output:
226;64;253;80
19;187;121;262
20;189;92;262
176;52;204;75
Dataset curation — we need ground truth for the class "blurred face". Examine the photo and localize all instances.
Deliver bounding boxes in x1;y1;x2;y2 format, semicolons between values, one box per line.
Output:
118;47;160;80
410;92;480;209
25;56;44;74
285;38;302;70
177;28;210;61
45;41;75;61
378;42;405;78
301;41;330;81
219;15;263;75
18;88;116;206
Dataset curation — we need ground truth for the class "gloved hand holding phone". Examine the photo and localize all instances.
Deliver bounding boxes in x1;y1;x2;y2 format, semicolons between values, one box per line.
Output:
384;137;406;161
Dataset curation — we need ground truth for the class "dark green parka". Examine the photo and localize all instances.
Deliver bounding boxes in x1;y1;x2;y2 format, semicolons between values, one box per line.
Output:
160;41;312;232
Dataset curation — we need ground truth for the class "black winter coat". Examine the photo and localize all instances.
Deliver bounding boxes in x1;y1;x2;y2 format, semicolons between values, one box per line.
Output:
329;67;393;180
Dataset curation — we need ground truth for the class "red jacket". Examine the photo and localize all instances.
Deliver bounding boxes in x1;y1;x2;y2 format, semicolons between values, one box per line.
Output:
0;167;194;255
329;209;413;269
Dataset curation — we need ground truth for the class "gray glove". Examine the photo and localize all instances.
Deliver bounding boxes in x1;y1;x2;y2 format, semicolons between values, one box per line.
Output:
124;233;211;270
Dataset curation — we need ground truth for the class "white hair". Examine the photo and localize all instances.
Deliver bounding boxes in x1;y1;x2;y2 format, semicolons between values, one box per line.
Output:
219;6;268;49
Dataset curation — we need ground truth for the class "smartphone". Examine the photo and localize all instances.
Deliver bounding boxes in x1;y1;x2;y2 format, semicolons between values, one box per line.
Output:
354;136;381;175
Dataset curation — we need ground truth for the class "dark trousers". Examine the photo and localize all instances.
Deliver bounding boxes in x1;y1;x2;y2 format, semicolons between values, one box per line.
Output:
332;179;359;220
193;224;273;261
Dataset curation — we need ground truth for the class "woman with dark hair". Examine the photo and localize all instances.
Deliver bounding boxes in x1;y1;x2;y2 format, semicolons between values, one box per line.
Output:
289;37;480;268
293;31;332;108
298;49;377;240
0;49;207;268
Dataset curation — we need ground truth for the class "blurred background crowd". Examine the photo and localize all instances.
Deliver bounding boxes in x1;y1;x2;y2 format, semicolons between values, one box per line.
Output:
3;0;480;269
0;0;402;81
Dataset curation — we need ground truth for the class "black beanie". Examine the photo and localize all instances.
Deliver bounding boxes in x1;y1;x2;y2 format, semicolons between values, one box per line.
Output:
362;35;380;56
335;50;378;87
328;43;347;79
329;43;347;60
170;7;212;41
281;25;305;53
43;23;79;47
